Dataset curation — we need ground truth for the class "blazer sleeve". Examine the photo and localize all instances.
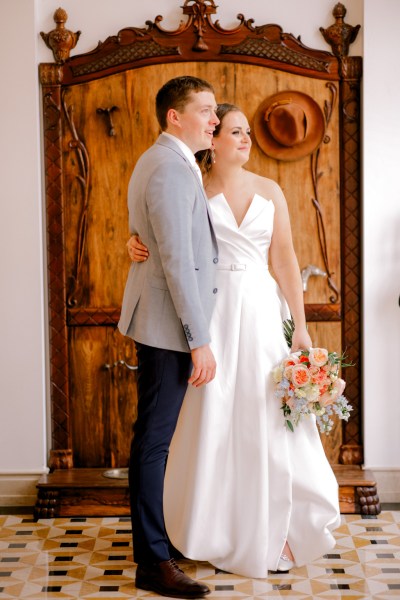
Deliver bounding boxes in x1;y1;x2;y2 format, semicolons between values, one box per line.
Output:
145;161;211;349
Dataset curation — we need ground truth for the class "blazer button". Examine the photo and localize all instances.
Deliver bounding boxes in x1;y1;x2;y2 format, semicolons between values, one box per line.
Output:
213;288;218;294
213;257;218;264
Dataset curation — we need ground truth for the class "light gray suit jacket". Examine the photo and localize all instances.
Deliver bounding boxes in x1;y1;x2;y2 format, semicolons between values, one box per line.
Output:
118;133;218;352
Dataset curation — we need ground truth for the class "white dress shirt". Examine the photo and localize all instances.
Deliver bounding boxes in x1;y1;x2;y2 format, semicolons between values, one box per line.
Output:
162;132;203;183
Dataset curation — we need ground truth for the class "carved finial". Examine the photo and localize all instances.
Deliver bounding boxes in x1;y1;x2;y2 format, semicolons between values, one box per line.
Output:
40;7;81;64
319;2;360;58
181;0;218;51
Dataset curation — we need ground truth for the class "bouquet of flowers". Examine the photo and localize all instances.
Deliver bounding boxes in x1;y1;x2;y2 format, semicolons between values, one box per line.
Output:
273;320;353;434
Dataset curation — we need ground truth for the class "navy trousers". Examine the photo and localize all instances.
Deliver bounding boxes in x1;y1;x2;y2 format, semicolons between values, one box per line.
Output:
129;342;192;565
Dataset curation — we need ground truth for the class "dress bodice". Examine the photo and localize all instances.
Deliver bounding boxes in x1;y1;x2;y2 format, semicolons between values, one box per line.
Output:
209;192;274;268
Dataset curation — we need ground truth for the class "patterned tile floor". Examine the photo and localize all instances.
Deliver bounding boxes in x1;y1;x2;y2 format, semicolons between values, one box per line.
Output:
0;511;399;599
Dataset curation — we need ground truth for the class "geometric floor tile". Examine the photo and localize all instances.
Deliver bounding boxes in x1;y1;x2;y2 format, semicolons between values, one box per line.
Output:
0;512;399;599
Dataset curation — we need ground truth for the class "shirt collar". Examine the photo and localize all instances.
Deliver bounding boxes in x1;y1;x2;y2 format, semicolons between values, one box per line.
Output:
162;132;197;167
162;132;202;183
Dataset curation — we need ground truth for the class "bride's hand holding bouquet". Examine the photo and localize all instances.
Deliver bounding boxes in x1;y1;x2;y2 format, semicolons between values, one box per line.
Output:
275;320;353;434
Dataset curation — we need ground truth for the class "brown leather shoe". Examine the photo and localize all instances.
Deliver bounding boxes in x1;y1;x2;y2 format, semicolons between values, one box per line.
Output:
135;558;210;598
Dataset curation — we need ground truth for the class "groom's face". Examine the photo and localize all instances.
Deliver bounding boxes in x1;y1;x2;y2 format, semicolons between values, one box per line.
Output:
174;91;219;154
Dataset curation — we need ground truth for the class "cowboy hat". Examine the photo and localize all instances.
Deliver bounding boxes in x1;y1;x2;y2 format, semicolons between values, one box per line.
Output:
253;91;325;161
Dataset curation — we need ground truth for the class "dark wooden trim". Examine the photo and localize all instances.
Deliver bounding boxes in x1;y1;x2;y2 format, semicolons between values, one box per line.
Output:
67;307;122;326
41;78;71;451
339;56;363;454
40;1;340;86
305;303;341;321
315;2;363;462
35;466;380;518
67;303;341;326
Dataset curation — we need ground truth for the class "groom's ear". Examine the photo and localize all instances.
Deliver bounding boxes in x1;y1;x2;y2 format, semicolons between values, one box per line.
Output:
166;107;181;128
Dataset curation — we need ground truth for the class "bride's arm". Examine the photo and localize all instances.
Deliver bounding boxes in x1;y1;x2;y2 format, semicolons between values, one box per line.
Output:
127;235;149;262
267;182;312;352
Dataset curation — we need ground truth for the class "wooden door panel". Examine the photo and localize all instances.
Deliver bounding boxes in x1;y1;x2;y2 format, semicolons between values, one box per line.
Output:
62;78;135;309
62;61;343;468
69;327;137;467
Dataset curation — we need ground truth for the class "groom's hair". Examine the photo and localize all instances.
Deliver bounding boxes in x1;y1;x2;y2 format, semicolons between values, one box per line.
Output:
156;76;214;130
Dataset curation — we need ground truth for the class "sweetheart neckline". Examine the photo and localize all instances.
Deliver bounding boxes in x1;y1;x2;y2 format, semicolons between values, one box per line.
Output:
210;192;272;228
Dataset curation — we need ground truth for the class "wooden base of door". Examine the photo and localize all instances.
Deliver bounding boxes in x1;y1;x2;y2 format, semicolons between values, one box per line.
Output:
34;465;381;520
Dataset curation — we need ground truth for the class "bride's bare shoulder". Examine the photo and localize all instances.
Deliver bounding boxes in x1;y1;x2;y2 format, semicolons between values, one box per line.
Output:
246;171;286;203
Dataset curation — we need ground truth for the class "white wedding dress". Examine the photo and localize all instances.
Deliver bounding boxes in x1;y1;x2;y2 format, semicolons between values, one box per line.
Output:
163;193;341;578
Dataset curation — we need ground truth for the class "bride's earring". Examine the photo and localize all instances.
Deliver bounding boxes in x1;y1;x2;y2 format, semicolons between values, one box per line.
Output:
211;143;216;164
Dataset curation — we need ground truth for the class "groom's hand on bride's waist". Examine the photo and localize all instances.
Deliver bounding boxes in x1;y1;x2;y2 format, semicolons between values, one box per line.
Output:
189;345;216;387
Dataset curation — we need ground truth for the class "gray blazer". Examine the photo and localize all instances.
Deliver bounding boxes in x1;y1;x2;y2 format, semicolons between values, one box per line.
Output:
118;133;218;353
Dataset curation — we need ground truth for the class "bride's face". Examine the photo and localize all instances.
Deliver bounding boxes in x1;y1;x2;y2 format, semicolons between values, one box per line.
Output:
213;111;252;165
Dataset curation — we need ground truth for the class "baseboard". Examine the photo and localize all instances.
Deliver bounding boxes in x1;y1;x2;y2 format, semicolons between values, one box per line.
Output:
0;470;48;506
367;468;400;503
3;467;399;509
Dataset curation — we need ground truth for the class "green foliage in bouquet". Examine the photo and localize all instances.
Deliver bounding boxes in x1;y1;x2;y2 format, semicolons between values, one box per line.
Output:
283;318;296;348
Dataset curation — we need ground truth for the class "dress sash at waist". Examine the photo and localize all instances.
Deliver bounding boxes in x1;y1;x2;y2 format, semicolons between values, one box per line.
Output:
216;262;268;272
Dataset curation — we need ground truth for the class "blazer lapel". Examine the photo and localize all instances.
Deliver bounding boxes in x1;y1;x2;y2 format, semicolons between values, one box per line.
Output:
155;134;217;236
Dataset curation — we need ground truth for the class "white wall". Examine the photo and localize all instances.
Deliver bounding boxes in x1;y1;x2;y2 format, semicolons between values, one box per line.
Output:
0;0;48;504
362;0;400;501
1;0;398;504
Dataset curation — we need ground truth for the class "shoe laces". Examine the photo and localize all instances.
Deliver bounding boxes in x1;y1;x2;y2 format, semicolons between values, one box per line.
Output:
169;558;184;573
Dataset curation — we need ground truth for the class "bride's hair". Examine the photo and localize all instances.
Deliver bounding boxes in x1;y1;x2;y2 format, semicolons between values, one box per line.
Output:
196;103;241;173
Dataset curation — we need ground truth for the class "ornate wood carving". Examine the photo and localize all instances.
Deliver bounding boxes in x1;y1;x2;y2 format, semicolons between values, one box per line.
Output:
39;64;64;85
67;307;122;326
49;449;73;470
65;304;341;326
181;0;218;51
310;82;340;304
40;8;81;64
305;304;341;322
61;90;91;309
220;28;331;74
334;466;381;515
43;2;339;85
70;37;180;79
35;469;131;518
338;55;363;458
339;443;363;465
357;486;381;516
320;2;361;58
41;80;71;453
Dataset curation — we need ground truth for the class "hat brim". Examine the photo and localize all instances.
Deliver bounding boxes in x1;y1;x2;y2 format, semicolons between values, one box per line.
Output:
253;91;326;162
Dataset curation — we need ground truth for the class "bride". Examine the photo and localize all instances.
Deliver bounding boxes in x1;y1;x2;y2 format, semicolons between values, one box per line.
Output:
128;103;341;578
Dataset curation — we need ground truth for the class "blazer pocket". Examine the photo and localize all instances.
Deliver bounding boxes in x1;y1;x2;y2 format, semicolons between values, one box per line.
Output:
149;274;169;290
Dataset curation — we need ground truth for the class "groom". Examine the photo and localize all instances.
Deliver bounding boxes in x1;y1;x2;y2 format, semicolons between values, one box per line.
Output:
118;76;219;598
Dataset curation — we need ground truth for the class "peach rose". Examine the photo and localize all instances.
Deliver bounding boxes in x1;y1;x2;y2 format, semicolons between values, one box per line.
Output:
291;364;311;387
284;366;294;380
333;377;346;397
282;354;300;369
320;378;346;406
308;347;329;367
311;367;330;386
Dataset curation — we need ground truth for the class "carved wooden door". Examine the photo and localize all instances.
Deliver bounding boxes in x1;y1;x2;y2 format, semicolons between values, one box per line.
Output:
62;76;140;467
41;1;362;474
